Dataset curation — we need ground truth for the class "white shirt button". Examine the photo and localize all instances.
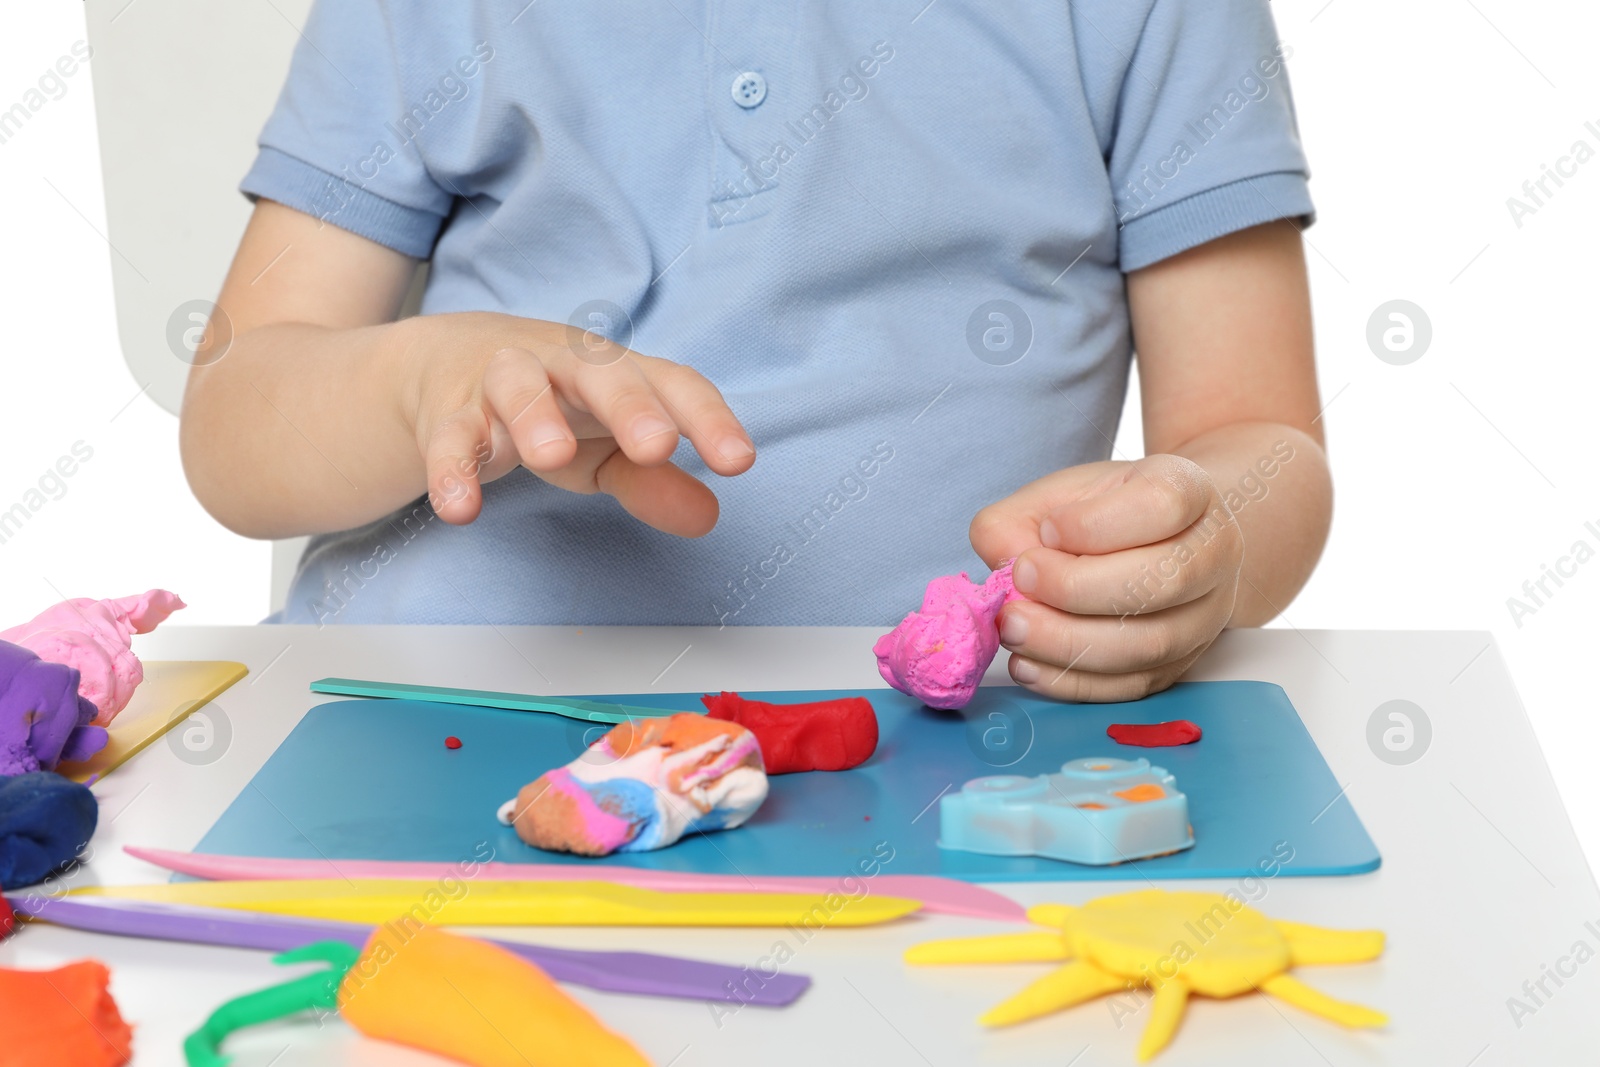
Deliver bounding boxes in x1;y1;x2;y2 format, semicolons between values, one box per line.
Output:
731;71;767;109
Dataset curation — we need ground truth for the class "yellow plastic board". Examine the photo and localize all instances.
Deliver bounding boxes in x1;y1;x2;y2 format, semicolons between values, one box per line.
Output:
57;660;248;782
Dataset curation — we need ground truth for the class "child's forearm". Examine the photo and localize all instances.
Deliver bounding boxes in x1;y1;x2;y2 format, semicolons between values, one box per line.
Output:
183;311;567;539
180;317;431;539
1166;420;1331;627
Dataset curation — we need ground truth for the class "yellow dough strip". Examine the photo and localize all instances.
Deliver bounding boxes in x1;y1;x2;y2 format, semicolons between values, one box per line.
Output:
1258;974;1388;1029
1136;981;1189;1064
980;962;1129;1027
69;879;922;927
1275;921;1386;965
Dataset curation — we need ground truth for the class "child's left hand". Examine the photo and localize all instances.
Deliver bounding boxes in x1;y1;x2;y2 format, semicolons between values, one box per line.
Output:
970;455;1244;702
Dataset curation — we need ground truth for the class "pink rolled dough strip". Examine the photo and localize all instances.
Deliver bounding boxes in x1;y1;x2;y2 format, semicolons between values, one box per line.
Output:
123;846;1026;923
0;589;185;725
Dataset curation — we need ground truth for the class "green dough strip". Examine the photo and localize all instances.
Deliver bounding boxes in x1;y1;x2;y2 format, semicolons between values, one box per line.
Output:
309;677;688;725
183;941;359;1067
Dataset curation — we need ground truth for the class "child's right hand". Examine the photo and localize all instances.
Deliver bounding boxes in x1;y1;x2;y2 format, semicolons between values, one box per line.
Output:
404;313;757;538
182;201;754;542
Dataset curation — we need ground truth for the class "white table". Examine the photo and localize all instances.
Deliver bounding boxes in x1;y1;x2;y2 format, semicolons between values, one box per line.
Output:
5;626;1597;1066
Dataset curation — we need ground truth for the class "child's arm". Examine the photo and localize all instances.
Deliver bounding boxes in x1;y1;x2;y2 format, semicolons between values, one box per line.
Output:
971;220;1330;701
180;201;755;540
1128;220;1330;626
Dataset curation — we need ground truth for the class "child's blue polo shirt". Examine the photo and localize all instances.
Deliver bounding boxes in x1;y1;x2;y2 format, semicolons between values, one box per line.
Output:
242;0;1314;626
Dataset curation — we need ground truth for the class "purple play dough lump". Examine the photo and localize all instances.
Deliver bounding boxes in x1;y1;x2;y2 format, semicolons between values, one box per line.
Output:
0;639;107;775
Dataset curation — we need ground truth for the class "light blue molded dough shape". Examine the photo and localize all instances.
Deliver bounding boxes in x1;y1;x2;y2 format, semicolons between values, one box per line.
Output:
939;757;1195;866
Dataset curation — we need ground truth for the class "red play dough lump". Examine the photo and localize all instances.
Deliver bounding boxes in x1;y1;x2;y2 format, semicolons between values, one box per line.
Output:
0;959;133;1066
1106;720;1203;748
444;736;462;750
700;692;878;774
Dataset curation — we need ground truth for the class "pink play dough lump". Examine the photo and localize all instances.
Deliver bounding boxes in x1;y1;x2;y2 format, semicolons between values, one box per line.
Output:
873;563;1025;710
0;590;185;725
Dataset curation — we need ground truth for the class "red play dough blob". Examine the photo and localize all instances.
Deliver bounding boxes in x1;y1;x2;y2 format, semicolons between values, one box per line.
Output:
1106;720;1203;748
700;692;878;774
444;736;462;750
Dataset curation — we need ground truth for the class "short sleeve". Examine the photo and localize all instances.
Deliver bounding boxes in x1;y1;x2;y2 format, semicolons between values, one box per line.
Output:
1108;0;1312;272
239;0;453;258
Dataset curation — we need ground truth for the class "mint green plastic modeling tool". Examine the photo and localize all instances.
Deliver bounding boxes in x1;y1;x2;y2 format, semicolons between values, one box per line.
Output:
308;678;686;725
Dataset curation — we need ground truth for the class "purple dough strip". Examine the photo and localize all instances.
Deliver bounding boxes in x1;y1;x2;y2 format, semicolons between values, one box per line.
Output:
9;895;808;1006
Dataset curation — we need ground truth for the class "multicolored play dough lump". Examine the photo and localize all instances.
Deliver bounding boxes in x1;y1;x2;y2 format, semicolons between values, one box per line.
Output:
499;713;768;857
873;562;1025;710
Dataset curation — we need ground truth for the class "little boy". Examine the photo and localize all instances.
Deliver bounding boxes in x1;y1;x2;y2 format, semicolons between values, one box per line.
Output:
180;0;1331;702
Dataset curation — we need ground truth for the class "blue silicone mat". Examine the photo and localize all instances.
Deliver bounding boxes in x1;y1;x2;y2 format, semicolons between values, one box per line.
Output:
196;682;1377;882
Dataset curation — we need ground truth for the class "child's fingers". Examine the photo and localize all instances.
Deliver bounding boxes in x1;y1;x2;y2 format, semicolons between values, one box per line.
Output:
1039;455;1214;555
542;347;683;467
633;356;756;476
997;593;1225;675
969;462;1125;567
1010;521;1238;616
594;450;719;537
424;408;492;525
483;347;577;472
1004;647;1206;704
535;438;719;538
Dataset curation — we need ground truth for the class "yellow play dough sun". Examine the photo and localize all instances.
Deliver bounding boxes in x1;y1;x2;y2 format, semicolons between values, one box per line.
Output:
905;889;1386;1062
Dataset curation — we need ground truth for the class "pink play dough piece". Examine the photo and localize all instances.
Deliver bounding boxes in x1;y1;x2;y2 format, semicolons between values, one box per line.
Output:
122;847;1029;922
0;590;185;725
873;563;1025;710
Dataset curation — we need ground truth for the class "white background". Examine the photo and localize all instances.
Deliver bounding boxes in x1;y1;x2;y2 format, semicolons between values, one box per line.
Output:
2;0;1596;881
